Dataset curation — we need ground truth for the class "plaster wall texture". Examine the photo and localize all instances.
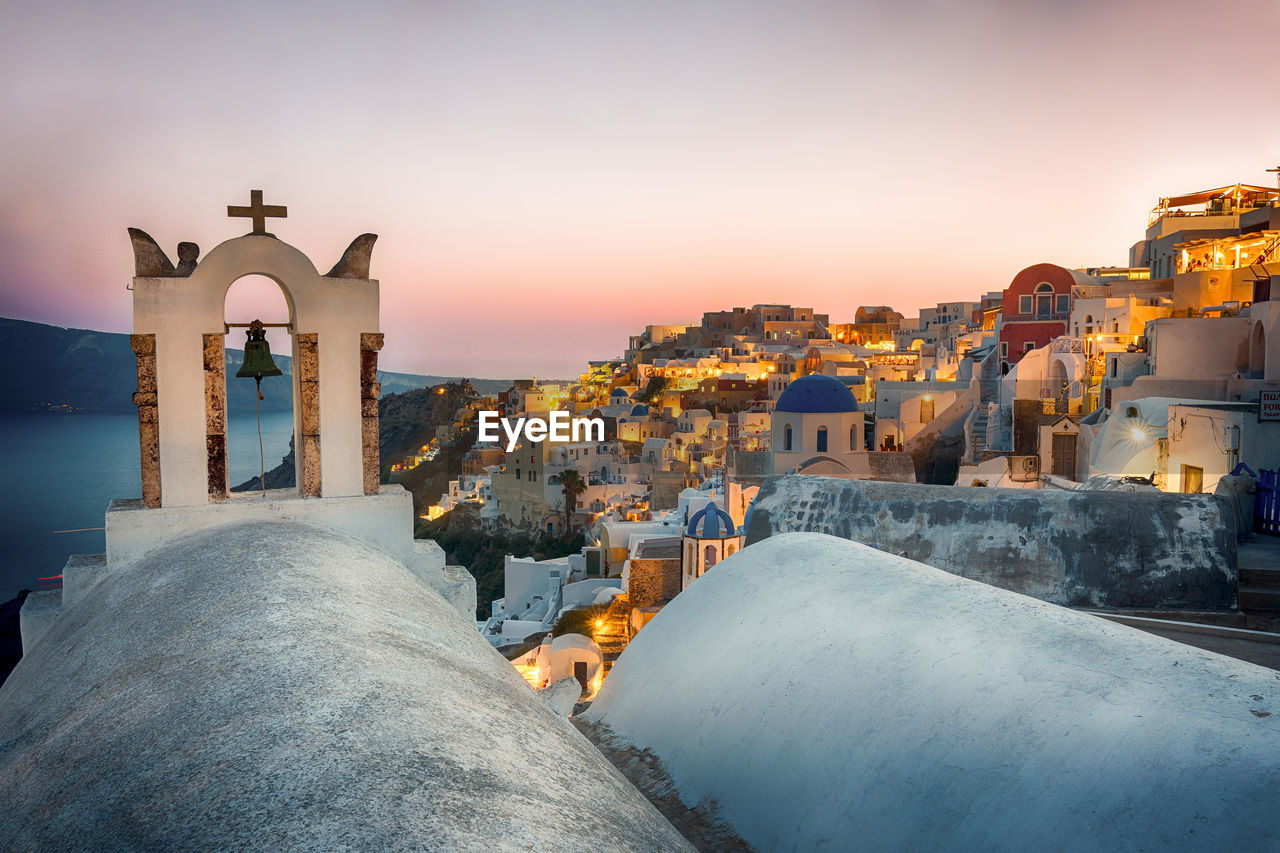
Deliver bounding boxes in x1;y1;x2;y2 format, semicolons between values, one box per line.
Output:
1170;267;1257;313
1249;299;1280;378
770;410;863;474
0;521;690;851
745;475;1236;609
502;556;564;615
586;533;1280;853
132;235;379;506
1147;316;1250;379
1070;296;1170;338
1111;377;1228;407
549;633;604;687
61;553;108;609
1166;404;1280;493
562;577;622;609
16;589;60;652
1000;346;1051;406
105;485;414;571
407;540;477;621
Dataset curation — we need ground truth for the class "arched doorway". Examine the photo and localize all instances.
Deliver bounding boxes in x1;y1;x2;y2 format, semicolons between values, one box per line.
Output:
223;275;298;495
1250;322;1266;379
1048;359;1069;412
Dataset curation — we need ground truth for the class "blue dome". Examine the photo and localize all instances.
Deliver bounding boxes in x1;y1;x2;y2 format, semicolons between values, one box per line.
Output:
774;374;858;414
686;502;736;538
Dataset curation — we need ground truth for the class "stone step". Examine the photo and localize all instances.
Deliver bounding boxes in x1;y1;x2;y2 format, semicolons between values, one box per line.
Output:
1241;568;1280;590
1240;586;1280;611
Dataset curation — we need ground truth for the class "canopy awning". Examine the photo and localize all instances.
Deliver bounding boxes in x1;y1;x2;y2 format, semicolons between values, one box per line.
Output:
1161;183;1278;208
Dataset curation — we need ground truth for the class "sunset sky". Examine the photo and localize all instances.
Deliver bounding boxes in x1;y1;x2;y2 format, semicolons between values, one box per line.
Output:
2;0;1277;378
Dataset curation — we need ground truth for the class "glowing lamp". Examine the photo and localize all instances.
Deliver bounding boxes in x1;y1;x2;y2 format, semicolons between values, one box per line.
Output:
1129;426;1146;442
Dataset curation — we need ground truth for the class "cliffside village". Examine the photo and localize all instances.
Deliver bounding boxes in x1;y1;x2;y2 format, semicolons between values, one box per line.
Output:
412;176;1280;696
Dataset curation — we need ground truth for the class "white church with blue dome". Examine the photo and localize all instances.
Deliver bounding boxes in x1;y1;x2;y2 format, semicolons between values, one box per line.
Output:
681;501;744;588
770;373;868;478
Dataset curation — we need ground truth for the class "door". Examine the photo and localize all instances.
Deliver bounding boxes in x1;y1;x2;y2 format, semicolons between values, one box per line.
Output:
573;661;589;693
1051;433;1077;479
1182;465;1204;494
1036;292;1053;317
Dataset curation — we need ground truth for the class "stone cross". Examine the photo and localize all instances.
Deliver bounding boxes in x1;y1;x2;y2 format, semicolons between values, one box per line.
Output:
227;190;287;235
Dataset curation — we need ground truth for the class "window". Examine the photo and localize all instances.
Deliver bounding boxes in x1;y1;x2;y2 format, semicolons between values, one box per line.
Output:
1000;342;1009;359
516;469;521;480
784;424;793;451
1019;295;1033;314
1034;283;1054;317
704;545;718;570
1182;465;1204;494
850;425;857;450
816;427;828;453
1023;341;1035;353
1055;294;1069;314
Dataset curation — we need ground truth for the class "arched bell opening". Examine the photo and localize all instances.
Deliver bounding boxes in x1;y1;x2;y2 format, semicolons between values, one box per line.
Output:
217;274;300;499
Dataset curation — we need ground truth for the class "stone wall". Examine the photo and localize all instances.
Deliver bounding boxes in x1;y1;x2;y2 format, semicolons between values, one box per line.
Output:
744;475;1237;610
628;557;682;608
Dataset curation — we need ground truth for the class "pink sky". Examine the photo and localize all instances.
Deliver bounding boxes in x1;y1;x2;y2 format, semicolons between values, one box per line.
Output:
2;0;1277;378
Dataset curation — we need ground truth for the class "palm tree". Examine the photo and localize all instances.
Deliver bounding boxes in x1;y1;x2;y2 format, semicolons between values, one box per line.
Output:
549;468;587;533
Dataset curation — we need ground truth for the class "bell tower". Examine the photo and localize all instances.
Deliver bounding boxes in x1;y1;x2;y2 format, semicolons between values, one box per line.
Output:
126;191;385;507
17;194;479;657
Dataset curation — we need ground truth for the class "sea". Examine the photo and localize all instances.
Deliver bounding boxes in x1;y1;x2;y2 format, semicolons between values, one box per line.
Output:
0;411;295;602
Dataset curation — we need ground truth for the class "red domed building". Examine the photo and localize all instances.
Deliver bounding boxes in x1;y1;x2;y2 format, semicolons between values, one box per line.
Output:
998;263;1096;373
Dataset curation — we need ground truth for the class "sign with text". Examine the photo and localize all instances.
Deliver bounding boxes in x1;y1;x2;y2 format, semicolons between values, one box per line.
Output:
1261;390;1280;422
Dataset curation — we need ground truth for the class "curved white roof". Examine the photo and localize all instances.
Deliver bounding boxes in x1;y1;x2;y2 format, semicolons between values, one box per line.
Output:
0;522;688;850
550;633;604;656
586;533;1280;851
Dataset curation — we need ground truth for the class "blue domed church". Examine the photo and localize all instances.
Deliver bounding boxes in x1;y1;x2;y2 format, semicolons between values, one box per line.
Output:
681;501;744;588
770;374;867;477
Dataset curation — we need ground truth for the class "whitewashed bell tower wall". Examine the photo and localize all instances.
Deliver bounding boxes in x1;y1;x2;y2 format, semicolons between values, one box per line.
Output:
132;234;379;506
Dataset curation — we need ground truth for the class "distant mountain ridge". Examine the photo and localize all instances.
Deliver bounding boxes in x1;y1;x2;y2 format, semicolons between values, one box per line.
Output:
1;318;510;416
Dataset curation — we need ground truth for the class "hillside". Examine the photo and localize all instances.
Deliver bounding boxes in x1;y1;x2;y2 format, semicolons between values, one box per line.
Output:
0;317;509;416
234;380;485;510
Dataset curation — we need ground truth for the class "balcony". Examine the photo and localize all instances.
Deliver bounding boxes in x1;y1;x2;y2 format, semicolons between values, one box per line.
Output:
1004;312;1069;323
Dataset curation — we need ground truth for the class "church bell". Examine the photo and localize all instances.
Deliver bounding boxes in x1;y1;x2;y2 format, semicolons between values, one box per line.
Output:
235;320;284;384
